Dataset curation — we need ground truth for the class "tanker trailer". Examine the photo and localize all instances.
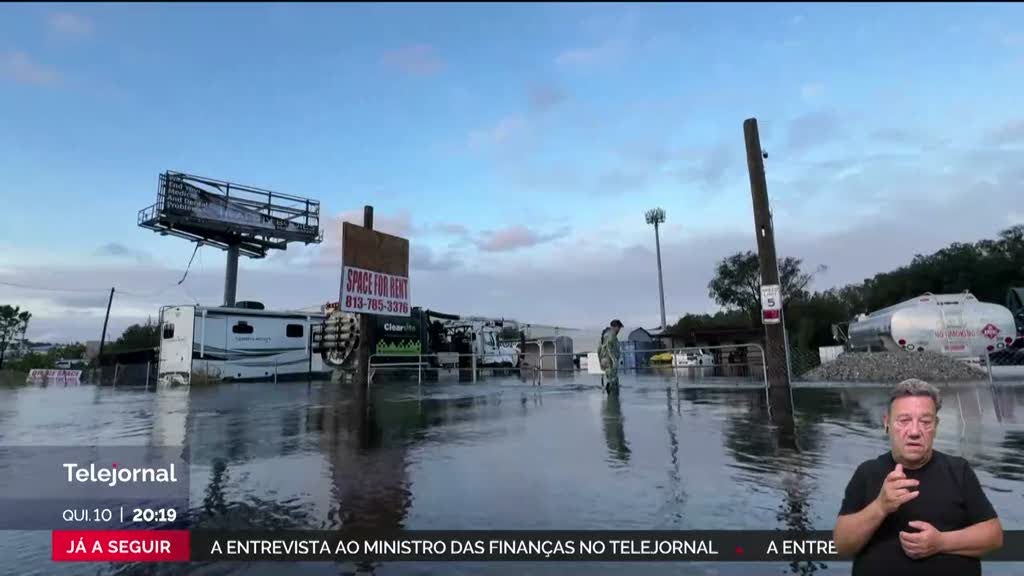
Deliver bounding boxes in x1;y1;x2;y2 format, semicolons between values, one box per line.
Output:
848;293;1018;358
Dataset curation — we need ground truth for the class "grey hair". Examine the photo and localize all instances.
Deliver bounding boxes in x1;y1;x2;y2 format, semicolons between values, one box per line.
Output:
889;378;942;412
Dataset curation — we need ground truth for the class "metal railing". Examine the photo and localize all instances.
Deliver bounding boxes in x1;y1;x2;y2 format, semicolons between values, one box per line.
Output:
530;343;768;386
366;343;769;389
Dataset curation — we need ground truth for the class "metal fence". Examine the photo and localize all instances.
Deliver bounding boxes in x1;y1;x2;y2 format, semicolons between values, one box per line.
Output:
367;344;769;388
82;361;158;388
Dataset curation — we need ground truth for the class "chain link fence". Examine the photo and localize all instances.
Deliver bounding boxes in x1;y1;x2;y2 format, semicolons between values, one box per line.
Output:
83;361;158;388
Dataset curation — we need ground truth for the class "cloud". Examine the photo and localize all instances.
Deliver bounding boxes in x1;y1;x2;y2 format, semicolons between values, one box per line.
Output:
381;44;445;76
528;84;565;114
95;243;153;264
468;115;527;150
49;294;112;310
989;119;1024;145
475;225;570;252
1;51;60;86
595;168;649;195
410;245;461;272
800;82;825;101
48;12;94;37
870;127;915;143
434;223;470;237
787;110;843;151
1003;35;1024;47
554;37;630;67
690;143;735;189
554;20;631;69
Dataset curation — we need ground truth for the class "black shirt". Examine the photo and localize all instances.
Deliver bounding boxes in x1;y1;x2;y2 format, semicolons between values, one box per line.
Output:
839;450;997;576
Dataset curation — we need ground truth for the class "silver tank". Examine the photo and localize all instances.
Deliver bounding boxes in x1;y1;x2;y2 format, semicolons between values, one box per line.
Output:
848;293;1017;358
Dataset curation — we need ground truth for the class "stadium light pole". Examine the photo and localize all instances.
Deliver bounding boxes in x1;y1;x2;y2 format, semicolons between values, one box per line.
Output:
645;208;667;332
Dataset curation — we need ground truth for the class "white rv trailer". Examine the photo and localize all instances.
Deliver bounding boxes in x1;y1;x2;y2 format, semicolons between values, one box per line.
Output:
158;304;329;386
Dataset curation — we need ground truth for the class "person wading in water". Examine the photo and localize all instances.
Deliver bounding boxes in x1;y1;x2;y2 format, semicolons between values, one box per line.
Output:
598;319;623;393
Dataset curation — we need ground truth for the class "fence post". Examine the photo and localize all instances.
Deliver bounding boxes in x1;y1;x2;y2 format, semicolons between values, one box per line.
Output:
472;353;477;383
113;364;119;387
985;353;994;385
274;359;278;384
145;362;151;391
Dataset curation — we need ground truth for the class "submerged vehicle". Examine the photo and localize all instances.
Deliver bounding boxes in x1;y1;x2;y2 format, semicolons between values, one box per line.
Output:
313;305;521;373
848;293;1018;358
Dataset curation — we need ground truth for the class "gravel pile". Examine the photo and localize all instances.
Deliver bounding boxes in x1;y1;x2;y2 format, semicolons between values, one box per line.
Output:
802;350;987;383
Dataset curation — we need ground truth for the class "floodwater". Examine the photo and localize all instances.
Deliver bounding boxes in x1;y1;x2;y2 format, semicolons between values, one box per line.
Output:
2;370;1024;576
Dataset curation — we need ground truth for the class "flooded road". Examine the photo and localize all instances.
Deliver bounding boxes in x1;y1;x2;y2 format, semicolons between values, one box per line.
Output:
2;372;1024;575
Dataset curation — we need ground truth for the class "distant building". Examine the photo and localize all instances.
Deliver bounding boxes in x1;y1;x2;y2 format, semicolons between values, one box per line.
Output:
623;327;660;369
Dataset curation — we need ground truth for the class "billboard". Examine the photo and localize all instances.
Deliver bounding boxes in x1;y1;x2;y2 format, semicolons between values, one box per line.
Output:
161;174;319;240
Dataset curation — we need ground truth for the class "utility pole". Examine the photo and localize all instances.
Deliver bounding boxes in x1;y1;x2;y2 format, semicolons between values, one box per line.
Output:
743;118;792;400
354;206;376;447
98;287;115;361
645;208;668;332
355;207;376;387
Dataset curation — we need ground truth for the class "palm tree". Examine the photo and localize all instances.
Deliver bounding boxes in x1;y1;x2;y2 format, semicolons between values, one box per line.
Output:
0;305;32;370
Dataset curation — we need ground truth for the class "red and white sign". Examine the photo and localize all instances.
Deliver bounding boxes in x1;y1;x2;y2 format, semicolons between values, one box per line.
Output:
340;265;410;317
982;323;1001;340
761;284;782;325
26;370;81;385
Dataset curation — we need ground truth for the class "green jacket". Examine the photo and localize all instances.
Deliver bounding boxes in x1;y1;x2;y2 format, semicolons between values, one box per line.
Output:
599;330;621;369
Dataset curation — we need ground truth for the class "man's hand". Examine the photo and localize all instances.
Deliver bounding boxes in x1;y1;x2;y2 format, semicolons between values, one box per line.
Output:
875;464;920;514
900;521;944;559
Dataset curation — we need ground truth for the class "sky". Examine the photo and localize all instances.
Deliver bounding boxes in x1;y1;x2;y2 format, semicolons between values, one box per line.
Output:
2;3;1023;343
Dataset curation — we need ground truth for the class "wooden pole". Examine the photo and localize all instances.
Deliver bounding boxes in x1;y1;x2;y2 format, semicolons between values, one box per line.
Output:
98;287;115;362
355;206;375;447
743;118;792;392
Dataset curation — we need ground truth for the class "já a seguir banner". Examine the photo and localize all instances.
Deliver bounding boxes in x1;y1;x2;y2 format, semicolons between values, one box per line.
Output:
340;265;410;317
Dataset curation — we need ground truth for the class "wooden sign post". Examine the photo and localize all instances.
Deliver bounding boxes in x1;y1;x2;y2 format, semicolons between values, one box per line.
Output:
339;207;411;392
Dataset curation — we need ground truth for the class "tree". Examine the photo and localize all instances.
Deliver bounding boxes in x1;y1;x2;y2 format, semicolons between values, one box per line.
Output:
671;310;752;336
707;251;824;324
110;318;160;352
55;342;86;360
0;305;31;370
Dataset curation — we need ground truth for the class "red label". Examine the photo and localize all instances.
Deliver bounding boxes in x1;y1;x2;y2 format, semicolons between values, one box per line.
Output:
982;324;1001;340
52;530;190;562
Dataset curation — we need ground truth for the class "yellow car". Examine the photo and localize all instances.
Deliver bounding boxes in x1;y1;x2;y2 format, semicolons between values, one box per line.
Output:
650;352;674;364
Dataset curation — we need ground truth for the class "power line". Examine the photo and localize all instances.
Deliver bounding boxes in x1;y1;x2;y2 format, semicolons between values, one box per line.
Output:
0;281;113;294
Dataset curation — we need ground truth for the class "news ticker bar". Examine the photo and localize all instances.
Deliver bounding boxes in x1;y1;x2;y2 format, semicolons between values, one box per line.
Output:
52;530;1024;562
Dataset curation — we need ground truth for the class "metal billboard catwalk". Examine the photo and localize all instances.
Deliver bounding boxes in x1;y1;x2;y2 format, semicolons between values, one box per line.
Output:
138;171;323;305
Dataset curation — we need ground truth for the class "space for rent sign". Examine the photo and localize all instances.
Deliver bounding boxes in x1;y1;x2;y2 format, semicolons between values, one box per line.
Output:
340;222;410;317
342;267;410;316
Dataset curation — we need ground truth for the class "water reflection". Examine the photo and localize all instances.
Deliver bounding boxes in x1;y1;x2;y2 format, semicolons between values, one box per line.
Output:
601;390;631;466
3;376;1024;575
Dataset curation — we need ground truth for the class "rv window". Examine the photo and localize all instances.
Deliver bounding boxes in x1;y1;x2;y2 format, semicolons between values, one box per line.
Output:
232;322;254;335
162;323;175;339
286;324;304;338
